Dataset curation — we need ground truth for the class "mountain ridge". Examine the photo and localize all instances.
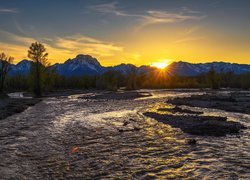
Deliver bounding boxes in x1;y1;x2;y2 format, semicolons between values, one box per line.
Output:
8;54;250;76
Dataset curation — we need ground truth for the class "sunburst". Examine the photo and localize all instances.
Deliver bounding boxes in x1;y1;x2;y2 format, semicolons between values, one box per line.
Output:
151;60;170;69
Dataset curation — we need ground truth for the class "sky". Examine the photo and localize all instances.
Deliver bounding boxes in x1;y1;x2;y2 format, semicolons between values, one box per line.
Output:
0;0;250;66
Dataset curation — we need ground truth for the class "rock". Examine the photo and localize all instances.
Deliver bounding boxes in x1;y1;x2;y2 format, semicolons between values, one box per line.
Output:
167;92;250;114
118;129;124;133
129;118;136;122
185;121;245;136
133;127;140;131
123;121;129;126
143;112;246;136
187;139;197;145
158;106;203;115
118;127;141;133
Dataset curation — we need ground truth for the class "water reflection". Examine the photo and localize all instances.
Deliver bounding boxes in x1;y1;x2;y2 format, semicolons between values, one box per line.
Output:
0;90;249;179
8;92;24;98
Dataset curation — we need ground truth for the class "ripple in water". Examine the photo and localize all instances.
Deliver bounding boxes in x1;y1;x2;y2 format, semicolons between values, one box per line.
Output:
0;90;249;179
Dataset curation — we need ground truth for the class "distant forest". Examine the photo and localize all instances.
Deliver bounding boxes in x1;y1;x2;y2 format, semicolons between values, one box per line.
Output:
1;42;250;97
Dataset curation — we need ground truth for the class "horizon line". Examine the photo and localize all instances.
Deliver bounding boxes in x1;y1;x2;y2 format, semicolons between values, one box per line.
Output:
12;54;250;67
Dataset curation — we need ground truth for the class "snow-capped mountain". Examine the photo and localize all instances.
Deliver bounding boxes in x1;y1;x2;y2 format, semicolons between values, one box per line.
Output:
106;63;137;75
8;55;250;77
168;61;250;76
52;55;143;76
53;55;105;76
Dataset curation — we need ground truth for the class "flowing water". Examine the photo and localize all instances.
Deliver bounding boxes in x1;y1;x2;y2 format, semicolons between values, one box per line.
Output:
0;90;249;179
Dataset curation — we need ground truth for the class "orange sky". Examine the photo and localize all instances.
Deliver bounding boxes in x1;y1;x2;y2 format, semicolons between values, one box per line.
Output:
1;1;250;66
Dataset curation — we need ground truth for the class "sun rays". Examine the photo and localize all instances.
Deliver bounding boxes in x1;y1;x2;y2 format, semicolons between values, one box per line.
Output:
151;59;171;69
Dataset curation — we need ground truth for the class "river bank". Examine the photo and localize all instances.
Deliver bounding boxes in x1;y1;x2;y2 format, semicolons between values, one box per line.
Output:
0;90;151;121
167;90;250;114
0;98;41;120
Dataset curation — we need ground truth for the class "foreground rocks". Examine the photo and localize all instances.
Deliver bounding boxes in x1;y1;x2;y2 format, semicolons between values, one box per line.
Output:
0;98;41;120
158;106;203;115
167;91;250;114
144;111;245;136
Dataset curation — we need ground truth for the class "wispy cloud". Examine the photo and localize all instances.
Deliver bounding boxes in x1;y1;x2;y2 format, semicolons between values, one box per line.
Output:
0;30;123;63
88;2;120;15
174;36;204;44
89;2;206;28
182;25;202;35
52;34;123;57
209;0;225;7
0;8;19;13
141;10;205;26
0;30;34;46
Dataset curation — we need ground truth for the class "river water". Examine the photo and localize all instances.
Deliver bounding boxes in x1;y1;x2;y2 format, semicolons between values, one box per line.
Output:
0;90;249;179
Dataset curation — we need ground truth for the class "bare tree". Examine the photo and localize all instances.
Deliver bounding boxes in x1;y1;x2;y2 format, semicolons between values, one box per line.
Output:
0;53;14;93
28;42;48;97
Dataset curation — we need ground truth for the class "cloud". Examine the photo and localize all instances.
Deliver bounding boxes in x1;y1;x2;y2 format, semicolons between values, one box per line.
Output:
88;2;119;15
0;8;19;13
89;2;206;28
174;36;204;44
209;0;225;7
52;34;123;57
0;30;123;63
0;30;34;46
140;10;205;27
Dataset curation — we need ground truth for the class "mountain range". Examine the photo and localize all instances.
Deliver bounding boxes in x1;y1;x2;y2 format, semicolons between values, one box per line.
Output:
8;54;250;77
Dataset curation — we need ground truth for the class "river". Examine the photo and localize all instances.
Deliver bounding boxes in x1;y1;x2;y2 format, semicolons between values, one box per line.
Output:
0;90;249;179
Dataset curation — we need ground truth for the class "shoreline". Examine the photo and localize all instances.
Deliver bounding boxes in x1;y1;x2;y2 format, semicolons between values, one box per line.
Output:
0;90;152;120
0;98;41;120
167;91;250;114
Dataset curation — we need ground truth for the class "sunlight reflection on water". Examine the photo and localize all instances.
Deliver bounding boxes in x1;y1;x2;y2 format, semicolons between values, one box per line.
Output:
53;109;137;132
1;90;249;179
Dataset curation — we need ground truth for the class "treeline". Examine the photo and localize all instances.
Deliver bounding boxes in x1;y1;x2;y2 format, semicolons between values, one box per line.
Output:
5;66;250;93
1;42;249;96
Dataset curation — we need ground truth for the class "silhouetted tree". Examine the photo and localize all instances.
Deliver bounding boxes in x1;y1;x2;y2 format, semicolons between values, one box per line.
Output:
6;74;29;91
239;73;250;89
126;67;138;90
0;53;14;93
28;42;48;97
96;71;121;91
207;66;221;89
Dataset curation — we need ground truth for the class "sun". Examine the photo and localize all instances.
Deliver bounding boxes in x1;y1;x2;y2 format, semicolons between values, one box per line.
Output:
151;60;170;69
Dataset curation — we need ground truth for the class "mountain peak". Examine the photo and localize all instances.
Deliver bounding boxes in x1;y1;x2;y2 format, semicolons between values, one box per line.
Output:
16;59;32;65
75;54;93;59
69;54;101;67
9;59;31;75
54;54;104;76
